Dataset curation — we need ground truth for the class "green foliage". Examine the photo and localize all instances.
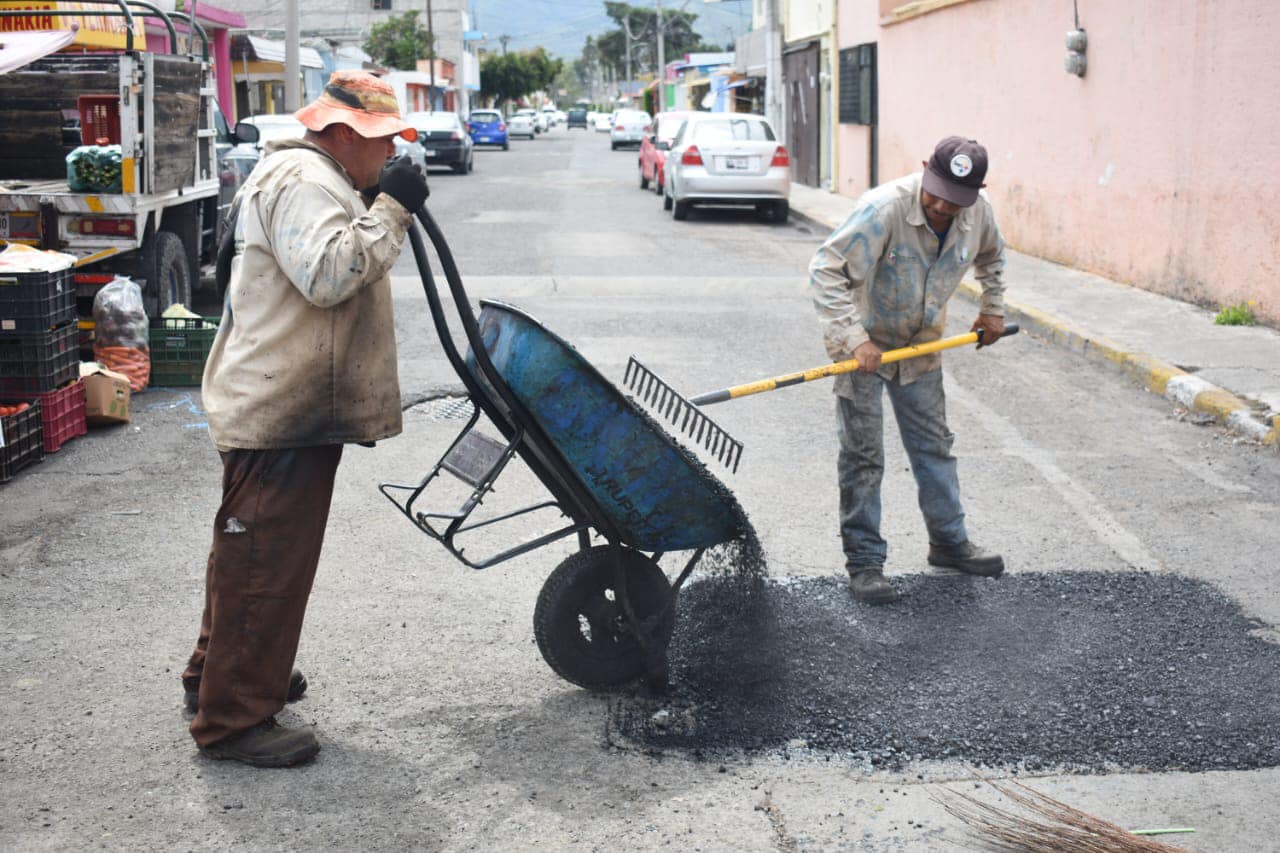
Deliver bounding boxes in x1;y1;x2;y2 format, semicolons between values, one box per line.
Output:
362;11;433;71
595;1;717;77
1214;300;1258;326
481;48;565;108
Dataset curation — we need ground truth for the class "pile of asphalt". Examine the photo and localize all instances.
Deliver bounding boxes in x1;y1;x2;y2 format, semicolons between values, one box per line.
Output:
610;572;1280;773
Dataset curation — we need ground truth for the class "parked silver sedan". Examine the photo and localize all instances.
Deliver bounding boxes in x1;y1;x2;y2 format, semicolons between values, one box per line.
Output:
507;111;537;139
662;113;790;223
610;108;651;150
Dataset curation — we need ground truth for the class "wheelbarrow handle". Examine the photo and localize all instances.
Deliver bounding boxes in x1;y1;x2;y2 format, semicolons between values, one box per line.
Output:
690;324;1020;406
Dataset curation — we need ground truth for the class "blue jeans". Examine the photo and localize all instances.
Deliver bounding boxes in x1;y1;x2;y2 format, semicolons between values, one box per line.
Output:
836;368;967;569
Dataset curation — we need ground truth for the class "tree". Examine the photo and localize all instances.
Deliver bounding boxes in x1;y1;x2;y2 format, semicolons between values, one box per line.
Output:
595;1;715;78
481;48;565;110
362;11;433;72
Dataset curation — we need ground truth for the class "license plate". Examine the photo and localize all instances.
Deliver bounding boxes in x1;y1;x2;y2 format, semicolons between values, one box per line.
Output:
423;149;437;157
726;156;749;170
478;136;490;142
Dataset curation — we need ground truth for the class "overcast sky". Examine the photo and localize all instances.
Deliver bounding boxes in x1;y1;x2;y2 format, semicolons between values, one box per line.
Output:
470;0;754;61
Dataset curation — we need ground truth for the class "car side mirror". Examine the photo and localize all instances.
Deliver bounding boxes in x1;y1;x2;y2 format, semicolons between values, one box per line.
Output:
656;140;670;151
233;120;260;145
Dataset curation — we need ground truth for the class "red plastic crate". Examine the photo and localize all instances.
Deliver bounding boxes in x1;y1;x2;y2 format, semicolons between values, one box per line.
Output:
33;379;86;453
78;94;121;145
0;400;44;484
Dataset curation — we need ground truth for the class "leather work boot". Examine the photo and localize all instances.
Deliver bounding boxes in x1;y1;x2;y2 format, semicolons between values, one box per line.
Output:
847;567;901;605
184;668;307;713
199;717;320;768
928;541;1005;577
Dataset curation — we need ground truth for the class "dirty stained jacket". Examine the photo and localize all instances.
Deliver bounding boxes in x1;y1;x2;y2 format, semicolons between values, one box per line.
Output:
202;138;411;449
808;172;1006;391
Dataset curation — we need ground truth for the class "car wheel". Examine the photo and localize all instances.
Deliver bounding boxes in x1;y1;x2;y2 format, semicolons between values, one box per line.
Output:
639;166;649;190
772;200;789;224
654;176;663;196
662;191;673;211
610;141;618;151
672;198;690;220
503;141;509;151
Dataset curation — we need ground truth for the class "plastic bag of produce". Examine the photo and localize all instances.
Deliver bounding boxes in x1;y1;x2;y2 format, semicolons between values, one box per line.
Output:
66;144;124;193
93;276;150;391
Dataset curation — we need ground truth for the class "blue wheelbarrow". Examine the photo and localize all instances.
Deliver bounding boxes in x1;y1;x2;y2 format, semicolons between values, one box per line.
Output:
381;208;750;691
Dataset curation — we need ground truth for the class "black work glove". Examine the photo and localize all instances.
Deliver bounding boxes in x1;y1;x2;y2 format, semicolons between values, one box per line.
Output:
378;155;429;212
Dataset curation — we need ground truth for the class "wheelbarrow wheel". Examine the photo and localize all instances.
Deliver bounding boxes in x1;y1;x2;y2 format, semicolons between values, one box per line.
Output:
534;546;675;691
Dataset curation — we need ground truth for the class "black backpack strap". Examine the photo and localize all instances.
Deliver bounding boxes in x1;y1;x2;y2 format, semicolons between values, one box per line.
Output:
214;193;243;294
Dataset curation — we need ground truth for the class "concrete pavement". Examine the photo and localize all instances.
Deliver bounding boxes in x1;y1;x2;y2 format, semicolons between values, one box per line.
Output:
788;181;1280;448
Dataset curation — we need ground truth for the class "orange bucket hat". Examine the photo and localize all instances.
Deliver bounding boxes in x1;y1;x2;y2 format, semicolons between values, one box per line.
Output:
295;70;417;142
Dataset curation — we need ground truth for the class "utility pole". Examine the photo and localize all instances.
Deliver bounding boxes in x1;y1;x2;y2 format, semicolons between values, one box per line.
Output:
764;0;783;143
284;0;300;111
655;0;664;114
499;34;510;54
426;0;436;110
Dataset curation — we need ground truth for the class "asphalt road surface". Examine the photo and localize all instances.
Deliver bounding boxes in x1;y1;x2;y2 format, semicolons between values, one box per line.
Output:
3;125;1279;851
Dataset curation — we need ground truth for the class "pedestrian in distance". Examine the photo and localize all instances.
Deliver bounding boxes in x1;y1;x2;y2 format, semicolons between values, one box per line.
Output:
809;135;1009;605
180;70;430;767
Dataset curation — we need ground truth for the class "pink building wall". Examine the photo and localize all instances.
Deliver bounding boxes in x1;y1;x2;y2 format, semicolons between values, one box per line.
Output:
836;0;1280;323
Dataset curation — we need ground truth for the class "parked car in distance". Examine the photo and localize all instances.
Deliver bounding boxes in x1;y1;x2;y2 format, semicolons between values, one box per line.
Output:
405;111;474;174
540;105;558;127
238;113;306;151
662;113;790;223
594;112;614;132
213;108;260;248
566;107;589;129
638;110;696;193
531;109;549;133
507;110;536;139
610;109;651;149
393;134;428;173
466;109;509;149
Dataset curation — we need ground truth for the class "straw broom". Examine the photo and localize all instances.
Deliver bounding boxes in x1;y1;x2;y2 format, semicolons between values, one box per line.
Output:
934;773;1189;852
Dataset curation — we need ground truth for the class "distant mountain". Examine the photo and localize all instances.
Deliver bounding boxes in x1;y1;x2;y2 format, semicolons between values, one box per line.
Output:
470;0;752;61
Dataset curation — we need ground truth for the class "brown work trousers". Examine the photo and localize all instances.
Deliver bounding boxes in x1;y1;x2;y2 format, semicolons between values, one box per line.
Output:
183;445;343;747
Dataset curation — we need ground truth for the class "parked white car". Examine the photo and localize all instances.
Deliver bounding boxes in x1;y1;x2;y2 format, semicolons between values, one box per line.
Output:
507;111;536;139
610;108;651;150
662;113;791;223
594;112;614;133
540;105;558;128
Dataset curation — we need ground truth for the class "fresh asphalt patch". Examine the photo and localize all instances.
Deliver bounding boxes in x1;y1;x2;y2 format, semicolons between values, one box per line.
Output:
609;572;1280;773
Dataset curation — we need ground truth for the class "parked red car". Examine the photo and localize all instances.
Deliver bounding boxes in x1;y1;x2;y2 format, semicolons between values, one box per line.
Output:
638;110;697;196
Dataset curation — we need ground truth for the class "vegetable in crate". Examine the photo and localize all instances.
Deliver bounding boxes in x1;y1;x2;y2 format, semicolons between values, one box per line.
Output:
92;276;150;391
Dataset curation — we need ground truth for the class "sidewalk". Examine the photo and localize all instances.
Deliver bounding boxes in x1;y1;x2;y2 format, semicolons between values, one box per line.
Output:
788;182;1280;448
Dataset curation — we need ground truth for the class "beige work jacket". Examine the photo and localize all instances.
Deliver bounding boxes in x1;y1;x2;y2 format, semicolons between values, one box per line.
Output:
808;172;1006;389
202;138;412;449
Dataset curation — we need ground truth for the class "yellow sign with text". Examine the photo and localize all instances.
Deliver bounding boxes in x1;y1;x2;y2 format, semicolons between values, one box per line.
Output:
0;2;148;50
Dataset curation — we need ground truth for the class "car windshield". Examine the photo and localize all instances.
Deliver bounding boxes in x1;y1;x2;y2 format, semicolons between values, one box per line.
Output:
692;118;775;143
654;114;686;139
469;112;500;123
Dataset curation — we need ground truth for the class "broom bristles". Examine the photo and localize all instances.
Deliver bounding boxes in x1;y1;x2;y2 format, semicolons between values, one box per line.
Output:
935;773;1188;852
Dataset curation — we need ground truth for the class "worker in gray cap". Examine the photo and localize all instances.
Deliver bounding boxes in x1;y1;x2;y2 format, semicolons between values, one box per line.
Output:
809;135;1009;604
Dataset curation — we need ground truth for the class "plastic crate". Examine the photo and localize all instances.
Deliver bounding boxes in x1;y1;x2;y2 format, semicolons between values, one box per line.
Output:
149;316;220;387
78;95;121;146
0;268;76;333
0;323;79;396
32;379;86;453
0;400;44;483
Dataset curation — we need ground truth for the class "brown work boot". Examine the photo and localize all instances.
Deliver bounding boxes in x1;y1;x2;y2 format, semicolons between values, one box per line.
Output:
199;717;320;768
928;541;1005;577
847;567;900;605
184;668;307;713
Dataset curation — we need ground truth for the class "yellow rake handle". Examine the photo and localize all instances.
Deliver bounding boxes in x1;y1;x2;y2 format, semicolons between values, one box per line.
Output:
689;325;1019;406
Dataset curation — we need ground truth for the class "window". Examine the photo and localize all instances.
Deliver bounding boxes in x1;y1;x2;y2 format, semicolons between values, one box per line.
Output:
692;118;775;143
371;0;391;9
839;43;877;126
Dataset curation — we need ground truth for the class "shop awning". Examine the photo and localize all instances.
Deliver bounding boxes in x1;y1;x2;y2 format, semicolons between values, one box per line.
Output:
0;28;73;74
232;34;322;69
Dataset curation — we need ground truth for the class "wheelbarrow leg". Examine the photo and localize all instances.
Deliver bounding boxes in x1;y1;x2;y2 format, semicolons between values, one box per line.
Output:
610;544;670;693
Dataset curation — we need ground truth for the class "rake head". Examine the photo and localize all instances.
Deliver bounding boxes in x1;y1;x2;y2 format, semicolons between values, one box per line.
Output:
623;356;744;473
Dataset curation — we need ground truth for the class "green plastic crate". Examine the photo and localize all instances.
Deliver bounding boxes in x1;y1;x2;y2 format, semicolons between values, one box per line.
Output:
149;316;220;387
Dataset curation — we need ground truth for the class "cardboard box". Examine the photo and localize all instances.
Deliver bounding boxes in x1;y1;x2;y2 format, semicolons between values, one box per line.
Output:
79;362;130;424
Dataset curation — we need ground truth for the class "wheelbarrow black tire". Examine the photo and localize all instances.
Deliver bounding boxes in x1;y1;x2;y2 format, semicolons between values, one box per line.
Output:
534;546;675;691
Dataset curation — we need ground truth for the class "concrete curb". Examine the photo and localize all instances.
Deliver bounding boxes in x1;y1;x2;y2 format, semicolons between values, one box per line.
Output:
955;280;1280;449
